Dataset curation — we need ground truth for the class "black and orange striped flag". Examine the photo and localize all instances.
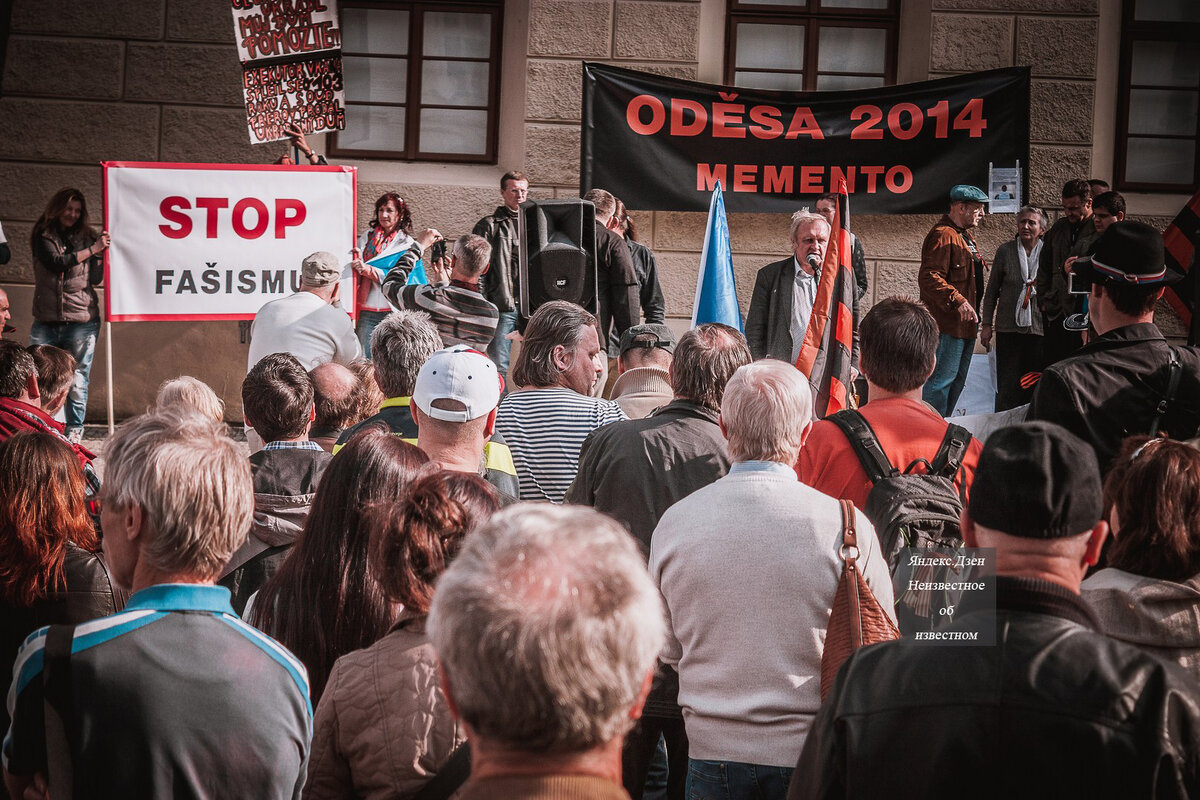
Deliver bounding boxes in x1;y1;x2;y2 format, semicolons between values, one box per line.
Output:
1161;188;1200;346
795;178;855;419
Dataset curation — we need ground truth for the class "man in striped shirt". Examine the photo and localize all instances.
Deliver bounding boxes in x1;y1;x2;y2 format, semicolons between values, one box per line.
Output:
495;301;627;503
382;232;499;349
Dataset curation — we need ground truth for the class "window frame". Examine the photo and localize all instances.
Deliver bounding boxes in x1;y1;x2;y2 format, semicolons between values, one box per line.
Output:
329;0;504;164
1114;0;1200;193
723;0;900;93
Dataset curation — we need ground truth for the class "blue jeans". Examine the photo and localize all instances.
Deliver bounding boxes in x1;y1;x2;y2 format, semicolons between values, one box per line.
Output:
487;310;519;378
356;309;389;359
686;759;793;800
29;320;99;434
922;333;974;416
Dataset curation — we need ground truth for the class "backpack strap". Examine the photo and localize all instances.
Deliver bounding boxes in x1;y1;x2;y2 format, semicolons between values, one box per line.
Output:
827;410;898;485
411;741;472;800
930;424;973;479
43;624;76;800
1149;349;1183;438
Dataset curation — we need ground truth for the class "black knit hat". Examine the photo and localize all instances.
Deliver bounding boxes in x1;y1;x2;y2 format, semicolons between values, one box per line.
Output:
968;422;1102;539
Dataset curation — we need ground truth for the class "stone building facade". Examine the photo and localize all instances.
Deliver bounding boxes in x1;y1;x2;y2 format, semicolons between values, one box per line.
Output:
0;0;1193;420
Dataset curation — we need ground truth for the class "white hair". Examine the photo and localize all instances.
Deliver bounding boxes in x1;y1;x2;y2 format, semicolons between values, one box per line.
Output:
428;505;665;754
155;376;225;423
720;361;813;463
789;208;831;248
103;411;253;581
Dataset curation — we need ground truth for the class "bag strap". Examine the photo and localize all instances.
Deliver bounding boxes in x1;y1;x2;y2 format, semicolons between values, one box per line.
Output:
1149;349;1183;438
43;624;76;800
930;424;973;479
828;410;898;485
411;741;472;800
837;499;864;649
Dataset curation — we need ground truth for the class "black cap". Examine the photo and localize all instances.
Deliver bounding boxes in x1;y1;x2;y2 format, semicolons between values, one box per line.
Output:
618;323;676;356
968;422;1102;539
1073;220;1181;286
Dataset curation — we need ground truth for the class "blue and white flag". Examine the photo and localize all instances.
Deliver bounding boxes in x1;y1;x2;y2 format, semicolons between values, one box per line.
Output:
366;249;428;286
691;181;742;331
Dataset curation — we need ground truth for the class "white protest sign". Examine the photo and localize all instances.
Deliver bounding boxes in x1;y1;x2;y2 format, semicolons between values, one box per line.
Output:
103;162;357;322
232;0;346;144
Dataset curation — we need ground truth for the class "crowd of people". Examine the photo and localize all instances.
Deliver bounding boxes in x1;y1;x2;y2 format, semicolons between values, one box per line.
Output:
0;166;1199;800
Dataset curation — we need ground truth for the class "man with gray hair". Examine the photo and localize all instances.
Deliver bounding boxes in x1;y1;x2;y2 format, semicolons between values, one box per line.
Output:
649;360;893;798
382;231;500;348
4;412;311;798
334;309;443;450
566;322;751;799
745;209;860;368
247;250;361;371
428;504;664;799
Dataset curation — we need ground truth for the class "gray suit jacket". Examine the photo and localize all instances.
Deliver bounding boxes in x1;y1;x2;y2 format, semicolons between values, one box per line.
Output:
745;256;859;367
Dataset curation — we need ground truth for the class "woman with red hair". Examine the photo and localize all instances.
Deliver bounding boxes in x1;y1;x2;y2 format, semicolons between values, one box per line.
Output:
350;192;415;357
0;432;118;736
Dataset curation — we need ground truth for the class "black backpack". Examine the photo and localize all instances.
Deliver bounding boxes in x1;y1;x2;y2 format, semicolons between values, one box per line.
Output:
826;410;972;574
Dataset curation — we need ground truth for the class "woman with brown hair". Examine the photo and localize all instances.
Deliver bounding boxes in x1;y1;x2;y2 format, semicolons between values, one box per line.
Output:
248;428;431;704
29;188;110;443
0;432;118;738
350;192;416;357
1082;435;1200;680
304;471;500;800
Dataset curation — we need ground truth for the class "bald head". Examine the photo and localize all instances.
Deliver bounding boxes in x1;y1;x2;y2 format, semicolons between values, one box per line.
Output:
309;361;360;432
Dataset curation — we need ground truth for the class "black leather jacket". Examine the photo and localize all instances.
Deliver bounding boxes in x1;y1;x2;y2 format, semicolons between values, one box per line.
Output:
473;206;519;312
791;577;1200;799
1029;323;1200;473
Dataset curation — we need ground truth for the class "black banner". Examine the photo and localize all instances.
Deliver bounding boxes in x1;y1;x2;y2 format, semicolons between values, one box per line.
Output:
581;64;1030;214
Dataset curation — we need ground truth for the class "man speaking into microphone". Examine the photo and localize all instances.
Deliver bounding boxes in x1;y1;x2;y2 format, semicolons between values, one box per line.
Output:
747;210;859;376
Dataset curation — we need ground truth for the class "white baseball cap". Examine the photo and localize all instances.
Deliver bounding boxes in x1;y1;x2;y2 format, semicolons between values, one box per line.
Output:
413;345;502;423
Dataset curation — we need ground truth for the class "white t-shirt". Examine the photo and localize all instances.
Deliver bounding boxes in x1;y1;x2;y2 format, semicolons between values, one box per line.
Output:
247;291;361;370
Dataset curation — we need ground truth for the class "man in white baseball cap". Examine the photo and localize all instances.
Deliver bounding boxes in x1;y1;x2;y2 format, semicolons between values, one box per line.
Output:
411;345;519;501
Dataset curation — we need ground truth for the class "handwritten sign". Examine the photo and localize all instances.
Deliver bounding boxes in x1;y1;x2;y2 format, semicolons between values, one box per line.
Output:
232;0;346;145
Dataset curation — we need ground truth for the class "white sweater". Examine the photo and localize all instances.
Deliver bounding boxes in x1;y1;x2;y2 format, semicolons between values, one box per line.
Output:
648;460;895;767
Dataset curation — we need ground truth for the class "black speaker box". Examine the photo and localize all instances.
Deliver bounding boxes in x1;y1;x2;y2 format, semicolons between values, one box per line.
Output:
517;199;598;319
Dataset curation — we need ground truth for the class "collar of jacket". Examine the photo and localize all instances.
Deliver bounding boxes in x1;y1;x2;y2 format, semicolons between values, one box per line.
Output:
962;575;1100;630
494;205;517;220
937;214;975;239
1078;322;1164;354
610;366;671;398
650;399;721;424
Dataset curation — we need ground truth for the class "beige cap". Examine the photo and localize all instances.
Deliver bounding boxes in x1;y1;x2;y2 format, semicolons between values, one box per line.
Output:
301;251;341;287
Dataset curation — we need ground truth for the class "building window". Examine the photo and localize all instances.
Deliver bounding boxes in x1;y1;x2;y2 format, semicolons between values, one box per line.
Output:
724;0;898;93
1116;0;1200;192
330;1;503;163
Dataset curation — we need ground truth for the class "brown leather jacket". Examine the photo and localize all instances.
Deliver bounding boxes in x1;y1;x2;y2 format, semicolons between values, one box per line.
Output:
918;215;984;340
305;615;466;800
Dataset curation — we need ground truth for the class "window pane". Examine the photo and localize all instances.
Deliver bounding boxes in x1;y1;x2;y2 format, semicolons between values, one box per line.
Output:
1131;41;1200;88
421;60;490;106
1128;88;1199;136
816;74;886;90
736;0;806;5
423;12;492;58
817;26;887;74
341;105;407;152
734;70;805;91
1125;136;1196;184
342;8;408;55
1133;0;1200;22
343;56;406;104
821;0;889;8
735;23;805;70
419;109;488;154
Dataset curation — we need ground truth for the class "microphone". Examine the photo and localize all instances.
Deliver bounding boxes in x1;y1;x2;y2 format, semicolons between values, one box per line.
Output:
806;253;822;275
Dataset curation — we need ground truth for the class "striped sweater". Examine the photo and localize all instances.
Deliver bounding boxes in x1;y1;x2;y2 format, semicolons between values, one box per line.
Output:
381;249;499;348
495;388;627;503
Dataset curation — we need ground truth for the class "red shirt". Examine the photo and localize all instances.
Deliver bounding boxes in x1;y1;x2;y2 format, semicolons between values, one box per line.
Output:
796;396;983;510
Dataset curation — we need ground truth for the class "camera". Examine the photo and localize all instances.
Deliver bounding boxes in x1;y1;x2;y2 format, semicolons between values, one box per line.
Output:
430;238;447;263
